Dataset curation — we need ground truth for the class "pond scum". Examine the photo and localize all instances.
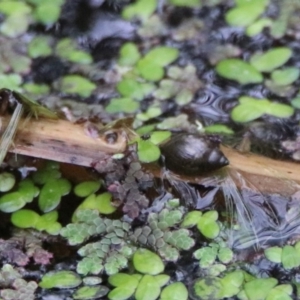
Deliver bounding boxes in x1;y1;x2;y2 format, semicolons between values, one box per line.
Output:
1;0;300;300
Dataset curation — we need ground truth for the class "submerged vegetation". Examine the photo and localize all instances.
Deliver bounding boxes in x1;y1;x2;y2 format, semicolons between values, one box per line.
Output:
1;0;300;299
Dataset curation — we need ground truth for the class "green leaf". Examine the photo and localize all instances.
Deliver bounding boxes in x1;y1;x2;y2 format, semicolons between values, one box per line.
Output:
149;131;171;145
118;43;141;66
219;270;244;298
28;36;52;58
192;277;222;300
218;247;234;264
38;179;62;213
74;181;101;197
108;285;136;300
136;58;165;81
0;74;22;91
161;282;188;300
122;0;157;22
282;245;300;269
56;38;92;64
250;47;293;72
96;192;117;214
266;284;293;300
135;275;161;300
181;211;203;228
205;124;234;134
137;140;161;163
39;271;82;289
73;285;109;299
60;75;96;97
0;172;15;192
225;3;266;27
0;191;26;213
133;248;164;275
169;0;201;8
34;3;61;25
154;274;170;287
143;47;179;67
216;59;263;84
246;18;272;37
197;214;220;239
0;1;31;15
117;79;155;100
244;278;278;300
106;97;139;113
231;96;269;123
271;67;300;86
266;102;294;118
11;209;40;228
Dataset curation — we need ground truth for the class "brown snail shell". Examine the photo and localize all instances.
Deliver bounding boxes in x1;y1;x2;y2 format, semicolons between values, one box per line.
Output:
159;133;229;176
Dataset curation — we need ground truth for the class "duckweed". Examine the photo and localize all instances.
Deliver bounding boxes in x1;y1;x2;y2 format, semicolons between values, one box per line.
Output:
133;249;164;275
39;271;82;289
74;181;101;198
0;172;15;192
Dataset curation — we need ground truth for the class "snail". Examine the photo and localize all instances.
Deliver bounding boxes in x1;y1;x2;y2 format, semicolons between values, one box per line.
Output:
159;133;229;176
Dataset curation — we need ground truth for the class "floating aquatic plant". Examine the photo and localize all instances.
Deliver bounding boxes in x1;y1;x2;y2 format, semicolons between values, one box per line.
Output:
74;181;102;198
249;47;292;73
130;206;195;261
39;270;82;289
215;59;263;85
231;96;295;123
225;0;268;28
0;229;53;266
122;0;157;22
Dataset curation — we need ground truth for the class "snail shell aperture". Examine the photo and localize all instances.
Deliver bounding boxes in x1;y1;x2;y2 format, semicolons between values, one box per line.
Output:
159;133;229;176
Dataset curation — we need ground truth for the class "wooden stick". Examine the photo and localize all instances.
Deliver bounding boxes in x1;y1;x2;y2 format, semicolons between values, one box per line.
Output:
1;115;300;194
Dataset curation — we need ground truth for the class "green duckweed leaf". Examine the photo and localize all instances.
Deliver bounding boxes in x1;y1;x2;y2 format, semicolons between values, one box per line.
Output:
38;179;62;213
137;140;161;163
0;172;15;192
246;18;272;37
282;245;300;269
225;3;266;27
265;246;282;263
0;74;22;91
137;59;164;81
23;83;50;95
135;275;161;300
133;248;164;275
73;285;109;300
0;1;31;15
142;47;179;67
266;285;293;300
32;168;61;185
137;106;162;121
60;75;96;97
45;221;62;235
244;278;278;300
181;211;203;228
231;96;266;122
216;59;263;84
34;3;61;25
219;270;244;298
291;97;300;109
39;271;82;289
11;209;40;228
0;191;26;213
154;274;170;287
250;47;292;73
106;97;139;113
117;79;155;100
205;124;234;134
0;12;30;37
265;102;294;118
118;43;141;66
192;277;222;300
197;211;220;239
169;0;201;8
74;181;101;197
28;36;52;58
96;192;117;214
108;285;136;300
161;282;188;300
122;0;157;22
271;67;300;86
109;273;139;288
56;38;92;64
149;131;171;145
